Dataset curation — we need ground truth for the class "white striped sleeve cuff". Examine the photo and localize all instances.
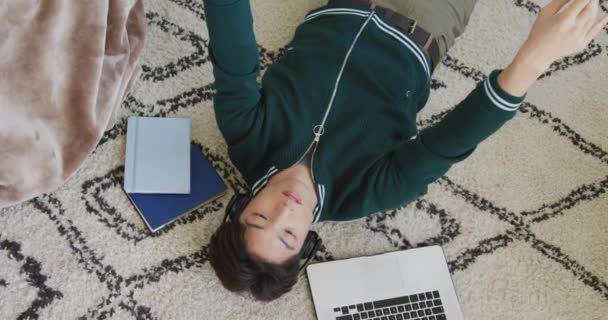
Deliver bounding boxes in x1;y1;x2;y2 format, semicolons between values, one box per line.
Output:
483;70;526;112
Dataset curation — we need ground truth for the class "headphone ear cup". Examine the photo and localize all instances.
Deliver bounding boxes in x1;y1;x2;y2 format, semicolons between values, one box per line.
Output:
299;231;322;272
225;193;252;222
300;231;322;258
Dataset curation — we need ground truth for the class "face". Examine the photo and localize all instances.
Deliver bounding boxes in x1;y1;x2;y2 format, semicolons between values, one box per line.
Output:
238;170;317;264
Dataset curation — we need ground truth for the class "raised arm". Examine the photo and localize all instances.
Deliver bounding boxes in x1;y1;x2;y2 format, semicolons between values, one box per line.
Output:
498;0;607;96
423;0;607;158
348;0;607;216
204;0;263;145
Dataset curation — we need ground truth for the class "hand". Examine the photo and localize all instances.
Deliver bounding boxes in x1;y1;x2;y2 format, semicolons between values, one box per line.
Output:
498;0;607;97
519;0;608;72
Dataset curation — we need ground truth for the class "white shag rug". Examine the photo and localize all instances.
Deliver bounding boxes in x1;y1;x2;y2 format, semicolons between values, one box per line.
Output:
1;0;607;319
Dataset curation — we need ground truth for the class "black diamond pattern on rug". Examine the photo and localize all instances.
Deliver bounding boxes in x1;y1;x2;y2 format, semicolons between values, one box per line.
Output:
0;236;63;320
1;0;607;318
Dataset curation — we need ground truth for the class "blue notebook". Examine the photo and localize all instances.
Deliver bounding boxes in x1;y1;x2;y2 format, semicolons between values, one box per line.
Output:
124;117;191;194
125;144;227;232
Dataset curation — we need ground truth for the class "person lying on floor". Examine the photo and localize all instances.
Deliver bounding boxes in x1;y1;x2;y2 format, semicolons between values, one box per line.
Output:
202;0;607;301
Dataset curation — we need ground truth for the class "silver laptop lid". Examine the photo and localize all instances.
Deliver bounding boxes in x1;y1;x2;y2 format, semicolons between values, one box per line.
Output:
307;245;463;320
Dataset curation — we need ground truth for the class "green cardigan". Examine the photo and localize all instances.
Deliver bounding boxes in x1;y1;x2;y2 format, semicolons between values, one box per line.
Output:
203;0;525;222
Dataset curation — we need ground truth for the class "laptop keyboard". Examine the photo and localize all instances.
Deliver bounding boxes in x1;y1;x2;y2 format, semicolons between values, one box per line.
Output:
333;290;446;320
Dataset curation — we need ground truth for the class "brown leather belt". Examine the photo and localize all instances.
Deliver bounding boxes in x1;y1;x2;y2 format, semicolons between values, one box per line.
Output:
327;0;440;72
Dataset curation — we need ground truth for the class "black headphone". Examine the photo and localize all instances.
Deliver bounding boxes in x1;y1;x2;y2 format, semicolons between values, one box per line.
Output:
223;191;323;272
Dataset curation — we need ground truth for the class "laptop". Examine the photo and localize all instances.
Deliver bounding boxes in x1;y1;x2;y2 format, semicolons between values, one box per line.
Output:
307;245;463;320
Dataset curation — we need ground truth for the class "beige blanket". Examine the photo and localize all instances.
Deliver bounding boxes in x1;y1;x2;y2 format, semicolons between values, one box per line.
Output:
0;0;146;207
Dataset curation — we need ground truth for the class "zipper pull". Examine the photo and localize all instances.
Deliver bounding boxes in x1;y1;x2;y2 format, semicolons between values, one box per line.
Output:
313;125;325;142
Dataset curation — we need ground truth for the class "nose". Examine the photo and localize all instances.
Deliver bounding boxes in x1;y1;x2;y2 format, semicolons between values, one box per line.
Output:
275;199;293;212
272;200;294;221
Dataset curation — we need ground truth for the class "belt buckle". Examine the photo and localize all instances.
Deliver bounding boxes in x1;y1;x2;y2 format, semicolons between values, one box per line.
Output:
408;19;417;34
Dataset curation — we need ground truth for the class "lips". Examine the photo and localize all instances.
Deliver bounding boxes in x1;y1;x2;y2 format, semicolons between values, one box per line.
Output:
283;191;302;205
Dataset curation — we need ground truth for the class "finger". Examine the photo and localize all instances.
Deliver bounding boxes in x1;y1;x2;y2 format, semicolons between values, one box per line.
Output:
584;16;608;43
578;0;598;22
542;0;570;16
560;0;591;19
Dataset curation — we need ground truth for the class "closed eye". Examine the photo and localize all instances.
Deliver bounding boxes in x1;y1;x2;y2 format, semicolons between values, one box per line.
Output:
254;212;267;220
285;229;296;240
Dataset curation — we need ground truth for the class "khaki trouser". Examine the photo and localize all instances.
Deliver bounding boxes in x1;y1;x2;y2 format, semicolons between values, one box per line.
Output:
372;0;479;61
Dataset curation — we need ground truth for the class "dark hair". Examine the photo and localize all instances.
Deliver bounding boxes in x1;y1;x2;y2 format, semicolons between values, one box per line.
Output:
208;220;301;301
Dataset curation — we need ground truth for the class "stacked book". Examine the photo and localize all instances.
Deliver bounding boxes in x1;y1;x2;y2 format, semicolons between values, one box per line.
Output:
123;117;226;232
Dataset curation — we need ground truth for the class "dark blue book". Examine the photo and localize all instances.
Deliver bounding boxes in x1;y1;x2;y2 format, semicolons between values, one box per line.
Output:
126;144;227;232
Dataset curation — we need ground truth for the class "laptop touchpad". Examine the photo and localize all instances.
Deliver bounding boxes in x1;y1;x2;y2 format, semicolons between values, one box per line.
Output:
338;256;406;299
